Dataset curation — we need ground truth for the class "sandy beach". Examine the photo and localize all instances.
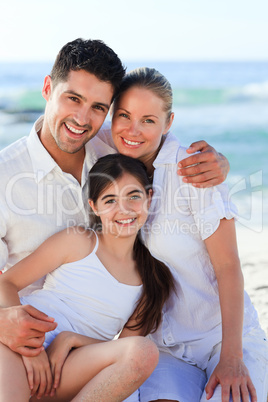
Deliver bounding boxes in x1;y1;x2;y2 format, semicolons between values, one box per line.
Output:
236;225;268;335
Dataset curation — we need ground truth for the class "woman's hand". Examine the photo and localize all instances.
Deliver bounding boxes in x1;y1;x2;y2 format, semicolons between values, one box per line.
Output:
22;350;53;398
177;140;230;187
205;355;257;402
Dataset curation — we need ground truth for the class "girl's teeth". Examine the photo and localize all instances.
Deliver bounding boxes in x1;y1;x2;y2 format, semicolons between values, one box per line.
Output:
116;218;135;224
123;138;141;146
65;123;85;134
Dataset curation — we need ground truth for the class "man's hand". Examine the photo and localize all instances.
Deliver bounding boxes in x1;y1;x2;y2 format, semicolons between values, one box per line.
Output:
0;305;57;356
177;140;230;187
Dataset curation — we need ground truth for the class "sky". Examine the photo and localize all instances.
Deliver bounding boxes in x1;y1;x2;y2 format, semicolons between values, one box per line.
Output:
0;0;268;62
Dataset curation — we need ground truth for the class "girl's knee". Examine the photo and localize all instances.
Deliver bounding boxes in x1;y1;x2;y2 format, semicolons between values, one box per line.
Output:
124;337;159;378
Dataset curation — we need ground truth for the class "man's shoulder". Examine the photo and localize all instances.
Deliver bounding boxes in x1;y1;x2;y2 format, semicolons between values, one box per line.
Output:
0;136;32;177
0;136;29;163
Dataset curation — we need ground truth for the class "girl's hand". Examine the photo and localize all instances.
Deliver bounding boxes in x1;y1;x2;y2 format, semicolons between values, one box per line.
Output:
46;331;75;396
205;355;257;402
22;350;53;398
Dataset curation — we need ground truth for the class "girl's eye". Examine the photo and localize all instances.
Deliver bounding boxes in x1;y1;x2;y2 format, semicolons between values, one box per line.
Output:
105;199;116;204
130;195;141;200
69;96;79;102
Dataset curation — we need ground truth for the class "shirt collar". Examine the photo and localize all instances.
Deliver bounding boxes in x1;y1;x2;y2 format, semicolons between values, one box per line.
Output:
27;116;59;182
153;132;181;167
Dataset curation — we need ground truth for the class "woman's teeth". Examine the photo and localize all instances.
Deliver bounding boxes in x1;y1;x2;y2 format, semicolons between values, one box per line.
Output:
123;138;142;146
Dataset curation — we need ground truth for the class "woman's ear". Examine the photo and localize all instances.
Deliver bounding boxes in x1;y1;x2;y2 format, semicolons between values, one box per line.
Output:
163;112;175;135
88;200;99;216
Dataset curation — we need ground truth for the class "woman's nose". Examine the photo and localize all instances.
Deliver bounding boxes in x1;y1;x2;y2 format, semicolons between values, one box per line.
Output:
128;120;140;137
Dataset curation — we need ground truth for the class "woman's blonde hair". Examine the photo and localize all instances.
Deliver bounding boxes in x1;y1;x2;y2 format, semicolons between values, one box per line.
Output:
113;67;173;122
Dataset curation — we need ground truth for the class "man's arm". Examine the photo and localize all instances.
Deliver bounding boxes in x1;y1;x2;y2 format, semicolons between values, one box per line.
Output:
177;140;230;187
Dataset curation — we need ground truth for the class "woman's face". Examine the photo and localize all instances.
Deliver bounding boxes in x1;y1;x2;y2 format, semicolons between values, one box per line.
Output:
112;87;174;167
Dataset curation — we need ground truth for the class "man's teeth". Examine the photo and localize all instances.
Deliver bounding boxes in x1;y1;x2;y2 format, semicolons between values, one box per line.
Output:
123;138;142;146
65;123;85;134
116;218;135;224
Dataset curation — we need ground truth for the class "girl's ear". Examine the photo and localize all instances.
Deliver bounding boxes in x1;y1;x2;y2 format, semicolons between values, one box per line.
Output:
163;112;175;135
147;189;153;208
88;200;99;216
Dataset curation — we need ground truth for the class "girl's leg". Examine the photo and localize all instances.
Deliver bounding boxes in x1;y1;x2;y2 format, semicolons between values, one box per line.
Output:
35;336;158;402
0;342;30;402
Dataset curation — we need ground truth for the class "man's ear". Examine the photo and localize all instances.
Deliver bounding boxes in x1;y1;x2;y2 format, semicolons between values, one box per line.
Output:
88;199;99;216
163;112;175;135
42;75;53;101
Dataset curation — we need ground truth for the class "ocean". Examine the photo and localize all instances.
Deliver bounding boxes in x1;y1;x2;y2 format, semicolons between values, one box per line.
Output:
1;61;267;229
0;61;268;332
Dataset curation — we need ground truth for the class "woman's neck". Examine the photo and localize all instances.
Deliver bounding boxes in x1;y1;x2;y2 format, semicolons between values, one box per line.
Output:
140;136;166;179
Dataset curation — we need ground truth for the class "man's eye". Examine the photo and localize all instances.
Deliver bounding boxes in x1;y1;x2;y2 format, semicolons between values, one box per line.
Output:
130;195;141;200
105;199;116;204
94;105;105;112
69;96;79;102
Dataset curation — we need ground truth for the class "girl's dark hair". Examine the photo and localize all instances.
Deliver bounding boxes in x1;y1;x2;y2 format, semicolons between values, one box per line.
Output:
88;154;175;336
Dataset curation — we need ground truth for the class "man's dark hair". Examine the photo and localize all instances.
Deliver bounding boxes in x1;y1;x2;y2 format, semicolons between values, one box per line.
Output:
50;38;126;96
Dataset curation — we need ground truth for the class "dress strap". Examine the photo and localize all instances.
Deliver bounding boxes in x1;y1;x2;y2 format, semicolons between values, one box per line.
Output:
88;228;99;254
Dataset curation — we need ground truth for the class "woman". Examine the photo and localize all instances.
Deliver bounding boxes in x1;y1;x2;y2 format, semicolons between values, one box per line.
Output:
0;154;175;401
97;67;268;402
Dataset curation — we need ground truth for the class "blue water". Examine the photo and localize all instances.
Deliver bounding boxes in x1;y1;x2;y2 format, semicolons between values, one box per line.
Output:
0;61;267;228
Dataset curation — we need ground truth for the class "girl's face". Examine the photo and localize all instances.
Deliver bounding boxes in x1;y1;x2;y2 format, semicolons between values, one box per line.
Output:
111;87;174;168
89;172;152;238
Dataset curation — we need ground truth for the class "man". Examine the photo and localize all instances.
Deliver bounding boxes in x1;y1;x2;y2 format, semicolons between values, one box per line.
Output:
0;38;229;358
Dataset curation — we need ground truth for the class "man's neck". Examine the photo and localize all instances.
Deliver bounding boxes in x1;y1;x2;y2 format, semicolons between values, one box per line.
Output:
38;127;85;185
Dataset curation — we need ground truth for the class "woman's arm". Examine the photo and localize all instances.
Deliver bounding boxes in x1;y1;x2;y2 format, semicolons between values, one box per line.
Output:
204;218;257;402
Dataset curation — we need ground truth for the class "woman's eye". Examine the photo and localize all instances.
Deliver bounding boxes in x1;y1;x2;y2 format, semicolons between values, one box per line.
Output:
130;195;141;200
119;113;129;118
105;199;116;204
144;119;154;124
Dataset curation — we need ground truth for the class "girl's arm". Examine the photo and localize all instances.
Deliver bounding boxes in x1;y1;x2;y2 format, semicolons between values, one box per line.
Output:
0;228;94;356
0;227;91;307
46;331;105;395
119;310;144;338
204;218;257;402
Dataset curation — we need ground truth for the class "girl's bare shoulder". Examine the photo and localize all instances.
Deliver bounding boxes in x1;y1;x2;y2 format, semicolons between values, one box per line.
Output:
60;226;97;263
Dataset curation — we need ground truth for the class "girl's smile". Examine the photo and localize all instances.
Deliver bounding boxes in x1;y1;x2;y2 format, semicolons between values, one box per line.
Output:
89;172;152;238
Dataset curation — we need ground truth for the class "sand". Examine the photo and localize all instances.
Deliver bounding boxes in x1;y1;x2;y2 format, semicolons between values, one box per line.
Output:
236;225;268;335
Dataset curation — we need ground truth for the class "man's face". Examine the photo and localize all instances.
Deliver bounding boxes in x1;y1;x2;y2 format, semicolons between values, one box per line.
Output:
41;70;114;154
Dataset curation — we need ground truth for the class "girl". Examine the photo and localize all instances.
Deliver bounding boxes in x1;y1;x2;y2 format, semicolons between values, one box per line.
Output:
96;67;268;402
0;154;175;402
